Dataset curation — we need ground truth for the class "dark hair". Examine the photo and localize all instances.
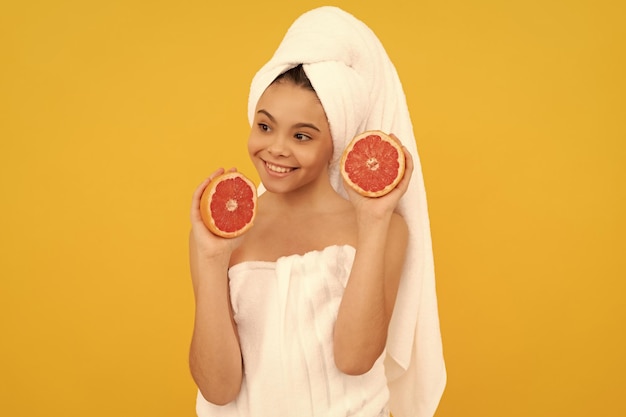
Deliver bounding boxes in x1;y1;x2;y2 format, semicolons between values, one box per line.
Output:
272;64;315;92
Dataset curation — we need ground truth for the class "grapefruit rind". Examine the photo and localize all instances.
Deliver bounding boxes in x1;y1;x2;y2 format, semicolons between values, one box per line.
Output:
200;172;257;238
340;130;406;197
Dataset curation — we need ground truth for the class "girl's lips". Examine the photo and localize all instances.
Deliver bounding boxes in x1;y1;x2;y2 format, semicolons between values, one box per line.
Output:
264;160;296;175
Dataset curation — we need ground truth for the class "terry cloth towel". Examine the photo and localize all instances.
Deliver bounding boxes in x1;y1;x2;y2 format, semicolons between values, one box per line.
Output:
247;6;446;417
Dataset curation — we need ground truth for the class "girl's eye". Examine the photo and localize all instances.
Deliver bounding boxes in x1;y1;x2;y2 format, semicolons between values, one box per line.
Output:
258;123;270;132
295;133;311;141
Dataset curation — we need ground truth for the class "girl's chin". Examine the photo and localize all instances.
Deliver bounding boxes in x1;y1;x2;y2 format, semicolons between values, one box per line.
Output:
259;182;290;195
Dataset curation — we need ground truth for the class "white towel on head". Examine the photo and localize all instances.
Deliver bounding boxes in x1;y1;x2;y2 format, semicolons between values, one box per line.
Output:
247;6;446;417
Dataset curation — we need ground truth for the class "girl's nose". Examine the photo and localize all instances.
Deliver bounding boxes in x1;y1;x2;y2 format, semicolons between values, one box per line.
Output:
267;135;290;157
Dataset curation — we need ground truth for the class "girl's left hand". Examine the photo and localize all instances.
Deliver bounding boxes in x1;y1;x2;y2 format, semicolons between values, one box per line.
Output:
344;133;414;220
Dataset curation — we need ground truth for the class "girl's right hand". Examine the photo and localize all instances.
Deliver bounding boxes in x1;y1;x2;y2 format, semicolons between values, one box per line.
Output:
189;167;242;260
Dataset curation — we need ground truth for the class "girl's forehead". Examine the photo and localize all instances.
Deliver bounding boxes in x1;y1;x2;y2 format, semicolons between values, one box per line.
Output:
258;81;319;102
256;82;328;121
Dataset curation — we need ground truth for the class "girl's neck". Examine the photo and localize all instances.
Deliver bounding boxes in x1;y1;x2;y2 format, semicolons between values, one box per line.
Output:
263;180;346;215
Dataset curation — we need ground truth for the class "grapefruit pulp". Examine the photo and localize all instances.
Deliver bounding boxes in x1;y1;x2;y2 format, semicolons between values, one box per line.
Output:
200;172;257;238
340;130;406;197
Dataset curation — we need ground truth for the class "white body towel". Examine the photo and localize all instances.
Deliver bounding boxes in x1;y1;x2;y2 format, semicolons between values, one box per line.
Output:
196;245;389;417
247;6;446;417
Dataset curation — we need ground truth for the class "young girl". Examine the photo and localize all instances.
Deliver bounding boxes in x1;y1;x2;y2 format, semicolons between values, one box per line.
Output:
189;7;445;417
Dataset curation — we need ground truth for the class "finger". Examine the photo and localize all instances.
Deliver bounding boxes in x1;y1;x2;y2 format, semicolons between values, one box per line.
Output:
403;146;414;178
393;147;413;194
388;133;403;146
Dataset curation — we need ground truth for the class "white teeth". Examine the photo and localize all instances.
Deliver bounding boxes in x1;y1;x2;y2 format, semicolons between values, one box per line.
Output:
266;162;293;174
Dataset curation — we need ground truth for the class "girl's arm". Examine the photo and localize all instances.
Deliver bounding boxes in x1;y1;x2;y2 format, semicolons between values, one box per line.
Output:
188;170;243;405
333;137;413;375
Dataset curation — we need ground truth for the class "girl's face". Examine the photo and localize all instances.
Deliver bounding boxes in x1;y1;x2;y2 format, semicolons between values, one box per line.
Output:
248;80;333;195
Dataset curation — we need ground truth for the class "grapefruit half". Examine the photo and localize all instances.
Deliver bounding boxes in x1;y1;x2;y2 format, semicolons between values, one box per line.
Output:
200;172;257;238
340;130;406;197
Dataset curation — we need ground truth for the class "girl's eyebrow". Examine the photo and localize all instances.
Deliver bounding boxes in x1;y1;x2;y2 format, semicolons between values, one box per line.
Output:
257;109;276;123
257;109;321;132
294;122;321;132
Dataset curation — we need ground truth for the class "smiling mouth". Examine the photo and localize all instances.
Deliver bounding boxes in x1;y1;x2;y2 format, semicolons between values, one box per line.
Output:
265;161;296;174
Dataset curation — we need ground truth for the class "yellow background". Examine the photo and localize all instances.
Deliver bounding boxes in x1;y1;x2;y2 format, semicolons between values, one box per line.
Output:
1;0;624;416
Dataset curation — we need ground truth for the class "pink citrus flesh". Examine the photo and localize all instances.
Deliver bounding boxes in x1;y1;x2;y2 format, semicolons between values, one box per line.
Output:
200;172;257;238
340;130;406;197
